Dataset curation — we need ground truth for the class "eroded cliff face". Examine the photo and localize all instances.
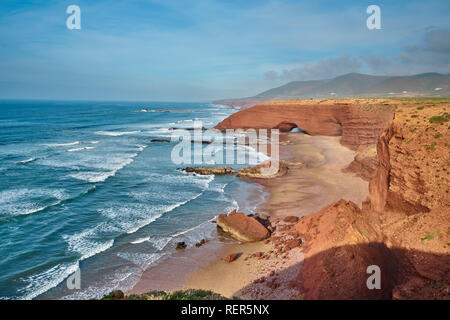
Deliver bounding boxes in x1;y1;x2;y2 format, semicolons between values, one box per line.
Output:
343;144;378;181
215;100;394;150
291;101;450;299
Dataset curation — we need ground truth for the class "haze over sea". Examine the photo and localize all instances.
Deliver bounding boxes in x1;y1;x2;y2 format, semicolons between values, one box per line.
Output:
0;100;266;299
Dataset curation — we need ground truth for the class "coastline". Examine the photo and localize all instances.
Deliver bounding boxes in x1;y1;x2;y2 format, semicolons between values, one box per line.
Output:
129;131;370;298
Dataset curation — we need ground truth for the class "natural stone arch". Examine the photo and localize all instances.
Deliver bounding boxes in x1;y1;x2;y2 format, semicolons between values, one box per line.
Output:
274;121;309;134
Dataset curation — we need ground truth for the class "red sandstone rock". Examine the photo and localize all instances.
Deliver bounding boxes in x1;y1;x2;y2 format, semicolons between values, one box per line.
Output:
343;145;378;181
289;104;450;300
217;210;270;242
283;216;299;223
215;102;394;150
254;252;263;258
224;253;240;263
285;238;302;250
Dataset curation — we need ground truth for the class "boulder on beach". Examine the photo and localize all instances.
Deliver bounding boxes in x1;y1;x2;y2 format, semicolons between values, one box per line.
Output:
236;160;287;178
183;167;236;175
223;253;240;263
217;210;270;242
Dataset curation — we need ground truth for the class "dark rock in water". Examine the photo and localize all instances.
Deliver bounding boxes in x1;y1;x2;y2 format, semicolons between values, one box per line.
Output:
183;167;236;175
176;242;187;250
151;139;171;143
195;239;208;247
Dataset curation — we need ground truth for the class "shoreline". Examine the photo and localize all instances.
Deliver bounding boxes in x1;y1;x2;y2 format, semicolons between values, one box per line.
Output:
128;132;370;298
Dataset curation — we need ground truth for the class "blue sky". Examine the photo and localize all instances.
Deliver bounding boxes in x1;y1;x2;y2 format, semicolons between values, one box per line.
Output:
0;0;449;101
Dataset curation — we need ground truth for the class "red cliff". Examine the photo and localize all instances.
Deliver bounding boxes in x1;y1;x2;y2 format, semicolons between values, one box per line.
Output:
290;100;450;300
215;101;394;150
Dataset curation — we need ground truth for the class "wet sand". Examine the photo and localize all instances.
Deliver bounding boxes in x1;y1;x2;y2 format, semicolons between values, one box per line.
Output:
129;133;369;298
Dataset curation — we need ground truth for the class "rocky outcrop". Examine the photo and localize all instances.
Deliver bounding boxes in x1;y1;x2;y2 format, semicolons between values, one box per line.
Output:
217;210;270;242
183;167;236;175
343;144;378;181
365;105;449;216
215;101;394;150
290;200;394;300
237;160;288;178
291;102;450;300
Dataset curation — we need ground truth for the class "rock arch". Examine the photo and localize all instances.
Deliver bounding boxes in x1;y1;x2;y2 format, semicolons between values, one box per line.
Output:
274;121;309;134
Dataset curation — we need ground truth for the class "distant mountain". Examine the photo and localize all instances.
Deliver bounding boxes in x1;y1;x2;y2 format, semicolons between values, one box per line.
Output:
214;72;450;107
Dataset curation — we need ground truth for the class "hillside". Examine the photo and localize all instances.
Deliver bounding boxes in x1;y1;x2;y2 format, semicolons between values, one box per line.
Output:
214;73;450;107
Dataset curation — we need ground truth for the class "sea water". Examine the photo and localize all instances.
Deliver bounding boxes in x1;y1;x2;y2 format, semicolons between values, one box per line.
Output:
0;100;267;299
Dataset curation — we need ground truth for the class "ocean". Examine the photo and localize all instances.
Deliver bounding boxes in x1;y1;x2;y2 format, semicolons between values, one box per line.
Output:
0;100;268;299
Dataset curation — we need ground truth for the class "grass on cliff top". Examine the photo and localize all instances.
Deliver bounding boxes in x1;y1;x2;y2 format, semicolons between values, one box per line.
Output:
102;289;232;300
429;113;450;124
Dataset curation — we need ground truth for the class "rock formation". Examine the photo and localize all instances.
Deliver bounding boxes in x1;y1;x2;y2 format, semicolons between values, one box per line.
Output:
237;160;288;178
217;210;270;242
289;101;450;300
343;144;378;181
215;101;394;150
183;167;236;175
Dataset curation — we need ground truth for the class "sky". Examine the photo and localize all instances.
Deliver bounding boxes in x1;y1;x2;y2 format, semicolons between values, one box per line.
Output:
0;0;449;101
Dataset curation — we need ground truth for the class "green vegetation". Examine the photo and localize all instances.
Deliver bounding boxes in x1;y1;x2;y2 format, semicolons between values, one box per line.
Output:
421;232;435;242
429;113;450;124
102;289;230;300
425;141;437;151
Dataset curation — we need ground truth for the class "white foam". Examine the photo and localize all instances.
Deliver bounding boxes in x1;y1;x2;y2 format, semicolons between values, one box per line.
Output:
149;237;172;251
45;141;79;147
19;262;79;300
67;146;95;152
0;188;67;216
130;237;150;244
95;131;140;136
101;191;204;237
63;225;116;261
17;158;36;164
117;252;164;269
69;155;136;183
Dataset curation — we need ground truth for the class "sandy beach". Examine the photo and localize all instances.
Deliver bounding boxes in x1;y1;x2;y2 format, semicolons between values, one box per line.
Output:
129;132;369;298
